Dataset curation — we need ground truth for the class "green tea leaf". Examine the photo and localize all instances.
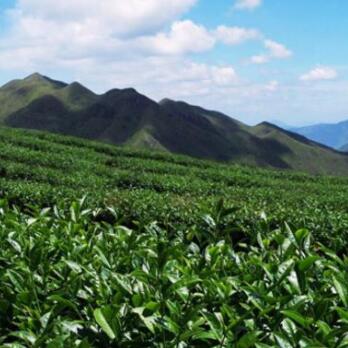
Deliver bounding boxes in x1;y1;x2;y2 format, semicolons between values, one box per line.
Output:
93;307;116;340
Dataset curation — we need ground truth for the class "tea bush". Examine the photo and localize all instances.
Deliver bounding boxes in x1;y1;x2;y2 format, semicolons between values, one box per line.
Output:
1;127;348;346
1;199;348;347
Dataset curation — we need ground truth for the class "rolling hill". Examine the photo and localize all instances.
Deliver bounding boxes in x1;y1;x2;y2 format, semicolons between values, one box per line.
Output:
1;73;348;175
291;120;348;150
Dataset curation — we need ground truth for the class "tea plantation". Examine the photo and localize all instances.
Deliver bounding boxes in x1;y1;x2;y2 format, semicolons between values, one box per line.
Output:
1;127;348;347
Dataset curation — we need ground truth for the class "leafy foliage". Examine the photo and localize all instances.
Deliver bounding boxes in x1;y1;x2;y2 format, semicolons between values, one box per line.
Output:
1;199;348;347
0;127;348;345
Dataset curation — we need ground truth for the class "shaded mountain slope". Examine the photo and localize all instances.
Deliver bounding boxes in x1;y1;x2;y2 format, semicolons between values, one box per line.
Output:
160;99;292;168
1;73;348;175
252;122;348;175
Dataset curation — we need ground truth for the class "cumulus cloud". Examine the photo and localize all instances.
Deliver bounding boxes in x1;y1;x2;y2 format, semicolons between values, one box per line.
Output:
0;0;268;64
140;20;215;55
300;66;338;81
214;26;261;45
73;57;240;99
264;80;279;92
0;0;275;70
250;55;269;64
0;0;204;67
265;40;292;58
234;0;262;11
211;66;238;86
251;39;292;64
139;23;264;56
11;0;198;36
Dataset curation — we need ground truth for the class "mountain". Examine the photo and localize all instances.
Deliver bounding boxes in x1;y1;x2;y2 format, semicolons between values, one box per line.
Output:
291;120;348;149
340;143;348;152
251;122;348;175
1;73;348;175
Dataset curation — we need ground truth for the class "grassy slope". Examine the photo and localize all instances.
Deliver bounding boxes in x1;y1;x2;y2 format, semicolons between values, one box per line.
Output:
1;126;348;245
0;73;64;119
251;122;348;175
0;74;97;135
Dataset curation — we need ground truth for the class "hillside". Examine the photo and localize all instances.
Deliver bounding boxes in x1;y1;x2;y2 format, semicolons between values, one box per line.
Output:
251;122;348;175
1;125;348;240
1;73;348;175
292;120;348;149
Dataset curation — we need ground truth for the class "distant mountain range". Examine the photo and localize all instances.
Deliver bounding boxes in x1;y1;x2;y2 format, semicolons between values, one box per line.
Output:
291;121;348;151
1;73;348;175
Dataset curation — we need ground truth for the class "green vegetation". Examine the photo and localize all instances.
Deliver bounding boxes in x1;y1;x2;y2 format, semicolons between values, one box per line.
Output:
0;73;95;120
2;73;348;175
2;127;348;346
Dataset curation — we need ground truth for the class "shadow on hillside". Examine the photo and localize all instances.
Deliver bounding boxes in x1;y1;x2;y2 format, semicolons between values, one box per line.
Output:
250;136;292;169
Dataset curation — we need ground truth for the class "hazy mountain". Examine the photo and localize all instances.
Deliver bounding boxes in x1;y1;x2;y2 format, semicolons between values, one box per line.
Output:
1;73;348;175
291;120;348;149
340;143;348;152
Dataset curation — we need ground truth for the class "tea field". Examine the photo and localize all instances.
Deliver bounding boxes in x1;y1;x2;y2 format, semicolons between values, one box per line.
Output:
1;127;348;347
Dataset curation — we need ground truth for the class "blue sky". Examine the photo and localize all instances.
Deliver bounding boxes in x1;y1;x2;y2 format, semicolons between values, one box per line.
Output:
0;0;347;126
189;1;348;68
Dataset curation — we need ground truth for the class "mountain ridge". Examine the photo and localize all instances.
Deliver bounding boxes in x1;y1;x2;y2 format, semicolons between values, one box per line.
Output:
1;73;348;175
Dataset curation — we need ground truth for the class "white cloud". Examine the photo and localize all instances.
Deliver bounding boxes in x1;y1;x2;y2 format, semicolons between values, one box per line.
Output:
265;40;292;58
251;39;292;64
264;80;279;92
234;0;262;10
250;55;269;64
214;26;261;45
73;58;240;99
1;1;267;62
0;1;214;72
141;23;263;55
141;20;215;55
12;0;198;36
211;66;238;86
300;66;338;81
